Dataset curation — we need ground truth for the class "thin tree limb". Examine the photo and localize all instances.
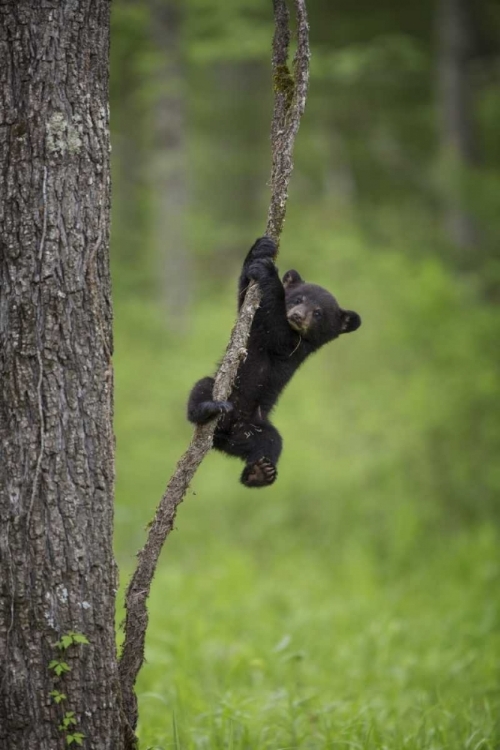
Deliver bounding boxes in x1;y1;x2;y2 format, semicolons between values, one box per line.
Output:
119;1;310;744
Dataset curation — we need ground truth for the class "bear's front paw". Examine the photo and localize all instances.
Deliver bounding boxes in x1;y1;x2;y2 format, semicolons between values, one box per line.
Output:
247;257;276;282
250;236;277;261
241;457;277;488
190;400;233;424
216;400;233;415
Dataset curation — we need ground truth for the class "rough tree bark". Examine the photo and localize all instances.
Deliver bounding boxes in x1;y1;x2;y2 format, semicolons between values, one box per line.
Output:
118;0;310;745
0;2;123;748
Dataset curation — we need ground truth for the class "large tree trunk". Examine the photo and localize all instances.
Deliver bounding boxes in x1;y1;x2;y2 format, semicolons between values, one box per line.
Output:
0;2;124;748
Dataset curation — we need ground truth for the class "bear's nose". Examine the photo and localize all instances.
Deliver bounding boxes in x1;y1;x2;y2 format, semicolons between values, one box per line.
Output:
289;310;304;324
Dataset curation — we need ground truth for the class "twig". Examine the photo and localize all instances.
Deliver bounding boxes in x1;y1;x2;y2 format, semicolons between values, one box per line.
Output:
119;1;310;743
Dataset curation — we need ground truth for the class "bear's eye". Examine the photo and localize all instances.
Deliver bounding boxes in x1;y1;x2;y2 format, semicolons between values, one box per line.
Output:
313;309;322;319
293;297;302;305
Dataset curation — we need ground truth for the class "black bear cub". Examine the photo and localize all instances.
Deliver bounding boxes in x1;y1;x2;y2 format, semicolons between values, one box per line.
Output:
188;236;361;488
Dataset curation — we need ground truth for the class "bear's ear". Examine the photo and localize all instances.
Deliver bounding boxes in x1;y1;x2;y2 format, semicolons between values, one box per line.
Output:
340;309;361;334
282;269;304;289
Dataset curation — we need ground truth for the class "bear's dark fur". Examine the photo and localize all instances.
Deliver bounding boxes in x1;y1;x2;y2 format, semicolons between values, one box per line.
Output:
187;236;361;487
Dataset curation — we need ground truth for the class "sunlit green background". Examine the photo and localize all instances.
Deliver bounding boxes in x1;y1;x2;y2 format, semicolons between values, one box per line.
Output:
110;1;500;747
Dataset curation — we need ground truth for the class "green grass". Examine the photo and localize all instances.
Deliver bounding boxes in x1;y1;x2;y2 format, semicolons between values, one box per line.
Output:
124;526;499;749
113;217;500;749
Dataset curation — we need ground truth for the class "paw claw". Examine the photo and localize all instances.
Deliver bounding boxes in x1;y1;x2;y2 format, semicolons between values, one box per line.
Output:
241;457;277;488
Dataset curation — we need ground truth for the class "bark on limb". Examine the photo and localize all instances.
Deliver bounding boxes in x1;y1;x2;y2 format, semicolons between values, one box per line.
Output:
119;1;310;743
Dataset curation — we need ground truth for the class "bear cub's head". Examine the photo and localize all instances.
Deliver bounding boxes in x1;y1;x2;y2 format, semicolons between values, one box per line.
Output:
283;269;361;347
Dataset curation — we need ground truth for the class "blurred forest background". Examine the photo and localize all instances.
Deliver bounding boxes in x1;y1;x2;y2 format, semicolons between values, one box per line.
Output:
110;0;500;747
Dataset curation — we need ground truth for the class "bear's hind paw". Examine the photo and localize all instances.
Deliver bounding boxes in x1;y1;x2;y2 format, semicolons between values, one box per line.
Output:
241;457;277;488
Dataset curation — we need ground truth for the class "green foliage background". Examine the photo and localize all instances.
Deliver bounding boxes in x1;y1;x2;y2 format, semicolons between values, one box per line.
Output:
110;1;500;747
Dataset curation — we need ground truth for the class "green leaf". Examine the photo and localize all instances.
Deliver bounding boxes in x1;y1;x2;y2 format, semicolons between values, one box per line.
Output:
49;659;71;676
71;633;90;645
59;712;77;731
49;690;67;704
61;712;74;728
67;732;85;746
55;662;71;676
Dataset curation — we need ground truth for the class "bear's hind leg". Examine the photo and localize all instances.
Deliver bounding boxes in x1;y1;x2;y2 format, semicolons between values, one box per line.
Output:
213;418;282;488
239;422;282;488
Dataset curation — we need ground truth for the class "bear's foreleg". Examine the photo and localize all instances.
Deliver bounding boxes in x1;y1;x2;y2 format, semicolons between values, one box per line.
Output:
187;376;233;425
